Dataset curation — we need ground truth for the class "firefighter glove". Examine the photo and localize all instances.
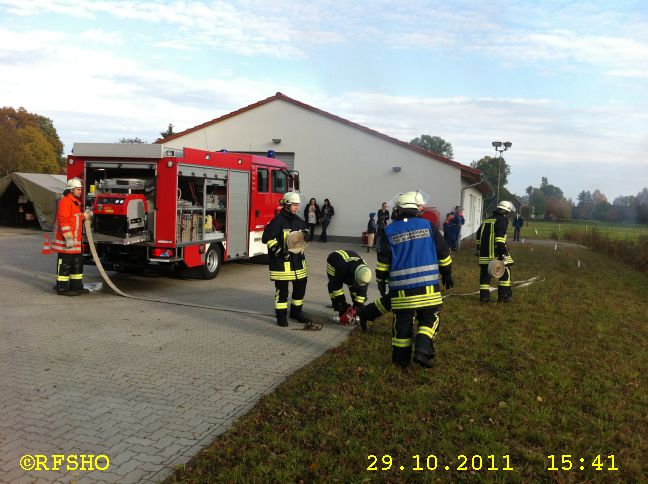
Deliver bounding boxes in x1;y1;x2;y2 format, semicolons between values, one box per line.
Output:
441;272;454;290
269;243;284;258
64;236;74;249
301;229;311;242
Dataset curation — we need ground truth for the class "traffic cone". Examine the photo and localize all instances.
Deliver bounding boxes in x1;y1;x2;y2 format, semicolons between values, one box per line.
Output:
41;234;52;254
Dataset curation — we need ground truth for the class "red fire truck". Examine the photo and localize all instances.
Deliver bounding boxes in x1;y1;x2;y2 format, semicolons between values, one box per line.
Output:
67;143;298;279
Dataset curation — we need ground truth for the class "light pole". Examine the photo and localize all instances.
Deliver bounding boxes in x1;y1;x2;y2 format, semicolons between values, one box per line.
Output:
491;140;512;204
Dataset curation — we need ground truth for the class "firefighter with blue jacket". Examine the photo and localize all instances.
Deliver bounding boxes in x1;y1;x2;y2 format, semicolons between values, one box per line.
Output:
476;200;514;303
262;192;311;327
375;191;453;368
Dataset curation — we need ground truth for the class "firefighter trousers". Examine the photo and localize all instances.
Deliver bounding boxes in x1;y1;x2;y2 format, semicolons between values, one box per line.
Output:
274;278;307;323
55;253;84;292
392;306;440;368
479;264;512;301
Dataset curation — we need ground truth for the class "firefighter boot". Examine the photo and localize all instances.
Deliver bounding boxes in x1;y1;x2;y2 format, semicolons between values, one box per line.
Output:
413;344;435;368
68;280;90;296
54;281;70;296
497;287;513;303
480;289;491;303
275;310;289;327
289;307;311;324
392;347;412;369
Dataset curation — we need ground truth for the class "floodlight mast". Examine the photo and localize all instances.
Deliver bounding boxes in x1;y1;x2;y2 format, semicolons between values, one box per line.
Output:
492;140;512;204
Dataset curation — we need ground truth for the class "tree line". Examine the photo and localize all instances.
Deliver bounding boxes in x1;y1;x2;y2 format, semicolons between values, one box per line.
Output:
0;107;65;176
410;134;648;224
2;108;645;224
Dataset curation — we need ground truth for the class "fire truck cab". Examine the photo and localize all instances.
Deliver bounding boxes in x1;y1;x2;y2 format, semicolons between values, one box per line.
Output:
68;143;298;279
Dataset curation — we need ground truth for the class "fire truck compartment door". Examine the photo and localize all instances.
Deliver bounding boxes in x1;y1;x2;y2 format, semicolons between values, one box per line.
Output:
226;170;250;259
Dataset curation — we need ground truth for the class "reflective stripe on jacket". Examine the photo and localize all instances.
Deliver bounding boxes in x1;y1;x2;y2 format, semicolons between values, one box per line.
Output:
262;209;308;281
52;193;83;254
384;217;440;290
326;250;368;305
476;213;513;265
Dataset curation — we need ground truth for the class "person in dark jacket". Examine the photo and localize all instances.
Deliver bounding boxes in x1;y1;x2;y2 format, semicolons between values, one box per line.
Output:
512;213;524;241
326;250;372;323
451;205;465;250
375;202;390;267
319;198;335;242
476;201;514;303
262;192;311;326
374;191;453;369
366;212;377;252
443;212;455;249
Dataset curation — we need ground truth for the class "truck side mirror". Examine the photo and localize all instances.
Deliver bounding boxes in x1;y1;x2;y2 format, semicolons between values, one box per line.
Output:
289;171;300;191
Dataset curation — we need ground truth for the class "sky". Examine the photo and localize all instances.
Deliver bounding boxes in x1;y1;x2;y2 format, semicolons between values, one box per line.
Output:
1;0;647;201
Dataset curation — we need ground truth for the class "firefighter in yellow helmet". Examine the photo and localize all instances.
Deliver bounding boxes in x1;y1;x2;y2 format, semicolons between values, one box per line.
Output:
326;249;372;324
370;191;453;368
52;178;92;295
476;200;514;303
262;192;311;326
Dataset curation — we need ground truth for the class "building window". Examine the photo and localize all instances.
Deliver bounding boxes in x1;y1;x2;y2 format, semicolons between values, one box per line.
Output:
272;170;287;194
257;168;269;193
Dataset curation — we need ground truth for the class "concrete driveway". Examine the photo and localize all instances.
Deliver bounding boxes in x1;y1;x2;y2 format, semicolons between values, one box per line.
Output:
0;228;379;483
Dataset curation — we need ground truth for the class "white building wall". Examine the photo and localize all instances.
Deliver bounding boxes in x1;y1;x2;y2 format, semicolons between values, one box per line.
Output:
168;99;464;239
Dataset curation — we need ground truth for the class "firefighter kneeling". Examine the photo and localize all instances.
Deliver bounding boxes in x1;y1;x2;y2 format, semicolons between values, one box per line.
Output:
262;192;312;327
326;250;372;325
373;191;453;368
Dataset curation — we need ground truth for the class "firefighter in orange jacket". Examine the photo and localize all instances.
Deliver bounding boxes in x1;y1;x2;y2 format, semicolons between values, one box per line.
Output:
52;178;91;296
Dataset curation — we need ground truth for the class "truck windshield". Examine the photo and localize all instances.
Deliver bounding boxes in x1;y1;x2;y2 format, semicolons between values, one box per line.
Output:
272;170;287;193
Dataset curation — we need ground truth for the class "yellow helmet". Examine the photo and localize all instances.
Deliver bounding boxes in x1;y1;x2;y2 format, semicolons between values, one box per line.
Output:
354;264;372;286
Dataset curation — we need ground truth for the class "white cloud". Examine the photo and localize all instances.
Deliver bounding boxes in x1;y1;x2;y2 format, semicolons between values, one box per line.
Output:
2;0;647;76
79;29;124;45
0;2;646;199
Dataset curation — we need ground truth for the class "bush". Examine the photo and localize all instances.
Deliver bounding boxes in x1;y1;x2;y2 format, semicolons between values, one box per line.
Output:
563;229;648;273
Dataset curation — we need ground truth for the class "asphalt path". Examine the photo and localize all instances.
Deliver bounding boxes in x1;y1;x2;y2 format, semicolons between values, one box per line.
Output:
0;227;376;483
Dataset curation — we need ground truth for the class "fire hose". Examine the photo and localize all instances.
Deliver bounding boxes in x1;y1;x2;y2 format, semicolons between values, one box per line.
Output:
441;276;545;299
83;219;540;326
84;218;324;329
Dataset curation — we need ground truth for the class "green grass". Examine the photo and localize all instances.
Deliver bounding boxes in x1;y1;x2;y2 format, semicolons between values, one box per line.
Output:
523;220;648;240
168;245;648;483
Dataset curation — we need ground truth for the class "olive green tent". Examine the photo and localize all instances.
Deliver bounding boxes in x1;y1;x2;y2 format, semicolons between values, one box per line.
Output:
0;172;67;231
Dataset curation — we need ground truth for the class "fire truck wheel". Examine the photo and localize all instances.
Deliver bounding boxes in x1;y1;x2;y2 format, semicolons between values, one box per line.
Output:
203;244;222;279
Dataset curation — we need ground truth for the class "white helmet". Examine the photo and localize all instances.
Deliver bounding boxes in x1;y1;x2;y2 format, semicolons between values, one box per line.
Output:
496;200;513;213
282;191;301;206
354;264;372;286
66;178;83;190
397;191;420;211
